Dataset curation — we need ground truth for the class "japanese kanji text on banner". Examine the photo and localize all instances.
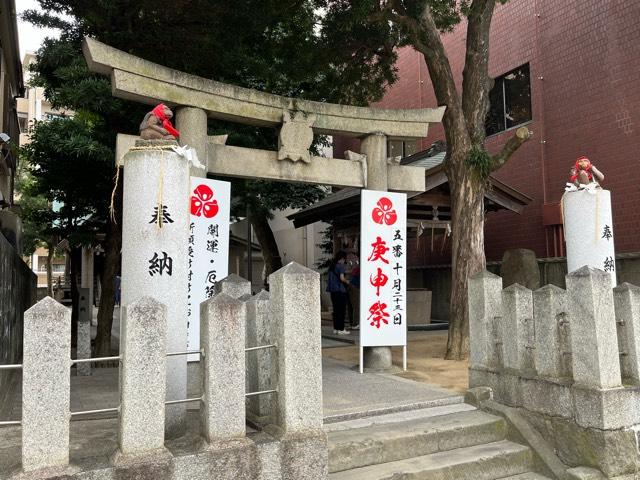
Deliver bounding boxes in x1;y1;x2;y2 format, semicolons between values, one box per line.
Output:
360;190;407;347
187;178;231;359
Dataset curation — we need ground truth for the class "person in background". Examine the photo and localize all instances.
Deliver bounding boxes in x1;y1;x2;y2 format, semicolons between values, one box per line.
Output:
326;251;350;335
114;274;121;307
348;262;360;330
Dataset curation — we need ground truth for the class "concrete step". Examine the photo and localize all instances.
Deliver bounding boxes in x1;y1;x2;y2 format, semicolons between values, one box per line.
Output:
329;440;532;480
328;407;507;472
496;474;553;480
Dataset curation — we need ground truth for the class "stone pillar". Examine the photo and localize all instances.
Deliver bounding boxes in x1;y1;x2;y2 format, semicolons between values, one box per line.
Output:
119;296;167;456
22;297;71;472
216;273;252;299
269;263;323;430
200;293;246;441
77;247;94;376
613;283;640;384
533;285;570;379
468;270;503;372
502;284;534;372
246;290;275;423
566;266;622;389
176;106;207;177
76;287;92;376
121;142;190;437
269;262;327;479
563;189;616;288
361;132;391;370
361;132;388;191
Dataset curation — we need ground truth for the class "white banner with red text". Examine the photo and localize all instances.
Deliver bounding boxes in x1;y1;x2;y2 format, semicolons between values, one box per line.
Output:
187;177;231;360
360;189;407;348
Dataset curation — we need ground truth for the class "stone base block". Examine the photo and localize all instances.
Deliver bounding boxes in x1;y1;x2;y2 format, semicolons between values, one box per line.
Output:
521;376;572;418
175;438;258;480
572;385;640;430
278;430;328;480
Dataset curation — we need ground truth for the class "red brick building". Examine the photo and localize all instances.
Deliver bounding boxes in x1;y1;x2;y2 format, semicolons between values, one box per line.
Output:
337;0;640;265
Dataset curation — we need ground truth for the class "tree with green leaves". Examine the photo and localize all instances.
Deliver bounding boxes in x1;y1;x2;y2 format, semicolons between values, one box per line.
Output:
319;0;531;360
23;0;398;354
21;115;114;335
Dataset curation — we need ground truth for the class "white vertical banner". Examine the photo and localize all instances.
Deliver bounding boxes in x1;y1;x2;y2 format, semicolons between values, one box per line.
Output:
360;190;407;348
187;178;231;360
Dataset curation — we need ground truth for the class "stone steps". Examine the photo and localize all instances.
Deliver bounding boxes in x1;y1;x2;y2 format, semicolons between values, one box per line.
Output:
328;406;507;472
329;440;533;480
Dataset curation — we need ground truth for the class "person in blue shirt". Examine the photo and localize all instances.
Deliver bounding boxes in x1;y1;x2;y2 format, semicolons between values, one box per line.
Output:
326;251;350;335
348;263;360;330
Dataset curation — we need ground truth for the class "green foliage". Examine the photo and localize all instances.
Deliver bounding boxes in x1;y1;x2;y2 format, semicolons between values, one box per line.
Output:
22;0;399;250
466;144;492;181
22;116;114;247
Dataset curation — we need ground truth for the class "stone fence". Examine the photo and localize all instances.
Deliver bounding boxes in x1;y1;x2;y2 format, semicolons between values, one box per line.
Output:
7;262;326;479
468;266;640;477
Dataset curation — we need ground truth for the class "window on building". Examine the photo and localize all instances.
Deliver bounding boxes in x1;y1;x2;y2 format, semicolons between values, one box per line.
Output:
17;112;28;133
485;63;532;136
388;140;418;159
44;112;67;121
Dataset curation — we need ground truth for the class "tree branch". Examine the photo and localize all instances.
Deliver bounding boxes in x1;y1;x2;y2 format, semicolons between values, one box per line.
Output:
490;126;531;171
461;0;496;140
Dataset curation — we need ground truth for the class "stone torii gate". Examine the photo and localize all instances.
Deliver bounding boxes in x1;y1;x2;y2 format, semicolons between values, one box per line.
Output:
82;37;445;433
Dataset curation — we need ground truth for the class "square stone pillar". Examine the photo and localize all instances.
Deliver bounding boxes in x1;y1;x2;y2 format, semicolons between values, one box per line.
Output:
269;262;322;431
269;262;327;479
533;285;570;380
502;284;534;373
468;270;503;372
200;293;246;442
22;297;71;472
76;287;92;376
613;283;640;384
566;267;621;389
119;296;167;455
246;290;275;423
216;273;251;299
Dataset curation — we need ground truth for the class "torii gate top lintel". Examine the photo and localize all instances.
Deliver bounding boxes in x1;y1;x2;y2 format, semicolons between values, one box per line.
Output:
83;37;445;192
83;37;444;140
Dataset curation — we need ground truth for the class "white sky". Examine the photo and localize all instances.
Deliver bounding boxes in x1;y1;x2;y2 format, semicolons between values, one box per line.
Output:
17;0;61;60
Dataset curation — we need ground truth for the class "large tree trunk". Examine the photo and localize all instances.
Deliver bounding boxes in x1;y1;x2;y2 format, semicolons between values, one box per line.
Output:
445;156;487;360
247;208;282;289
95;172;123;357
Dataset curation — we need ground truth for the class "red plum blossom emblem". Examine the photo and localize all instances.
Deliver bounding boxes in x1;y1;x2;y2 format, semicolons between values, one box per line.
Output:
191;184;219;218
371;197;397;226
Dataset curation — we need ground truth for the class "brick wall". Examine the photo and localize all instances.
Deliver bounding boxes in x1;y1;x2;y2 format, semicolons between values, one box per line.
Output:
336;0;640;264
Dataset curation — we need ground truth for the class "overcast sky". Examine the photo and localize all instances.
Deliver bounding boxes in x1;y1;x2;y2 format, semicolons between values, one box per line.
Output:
17;0;61;60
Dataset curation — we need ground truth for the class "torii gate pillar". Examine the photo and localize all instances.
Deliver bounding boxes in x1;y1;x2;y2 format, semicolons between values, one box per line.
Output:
361;132;393;370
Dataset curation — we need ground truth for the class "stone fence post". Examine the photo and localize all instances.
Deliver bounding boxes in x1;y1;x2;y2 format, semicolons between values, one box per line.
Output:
501;284;534;373
246;290;275;423
566;267;621;389
468;270;503;371
269;262;327;479
613;283;640;384
200;293;246;442
118;296;167;457
22;297;71;472
533;285;570;380
216;273;252;299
